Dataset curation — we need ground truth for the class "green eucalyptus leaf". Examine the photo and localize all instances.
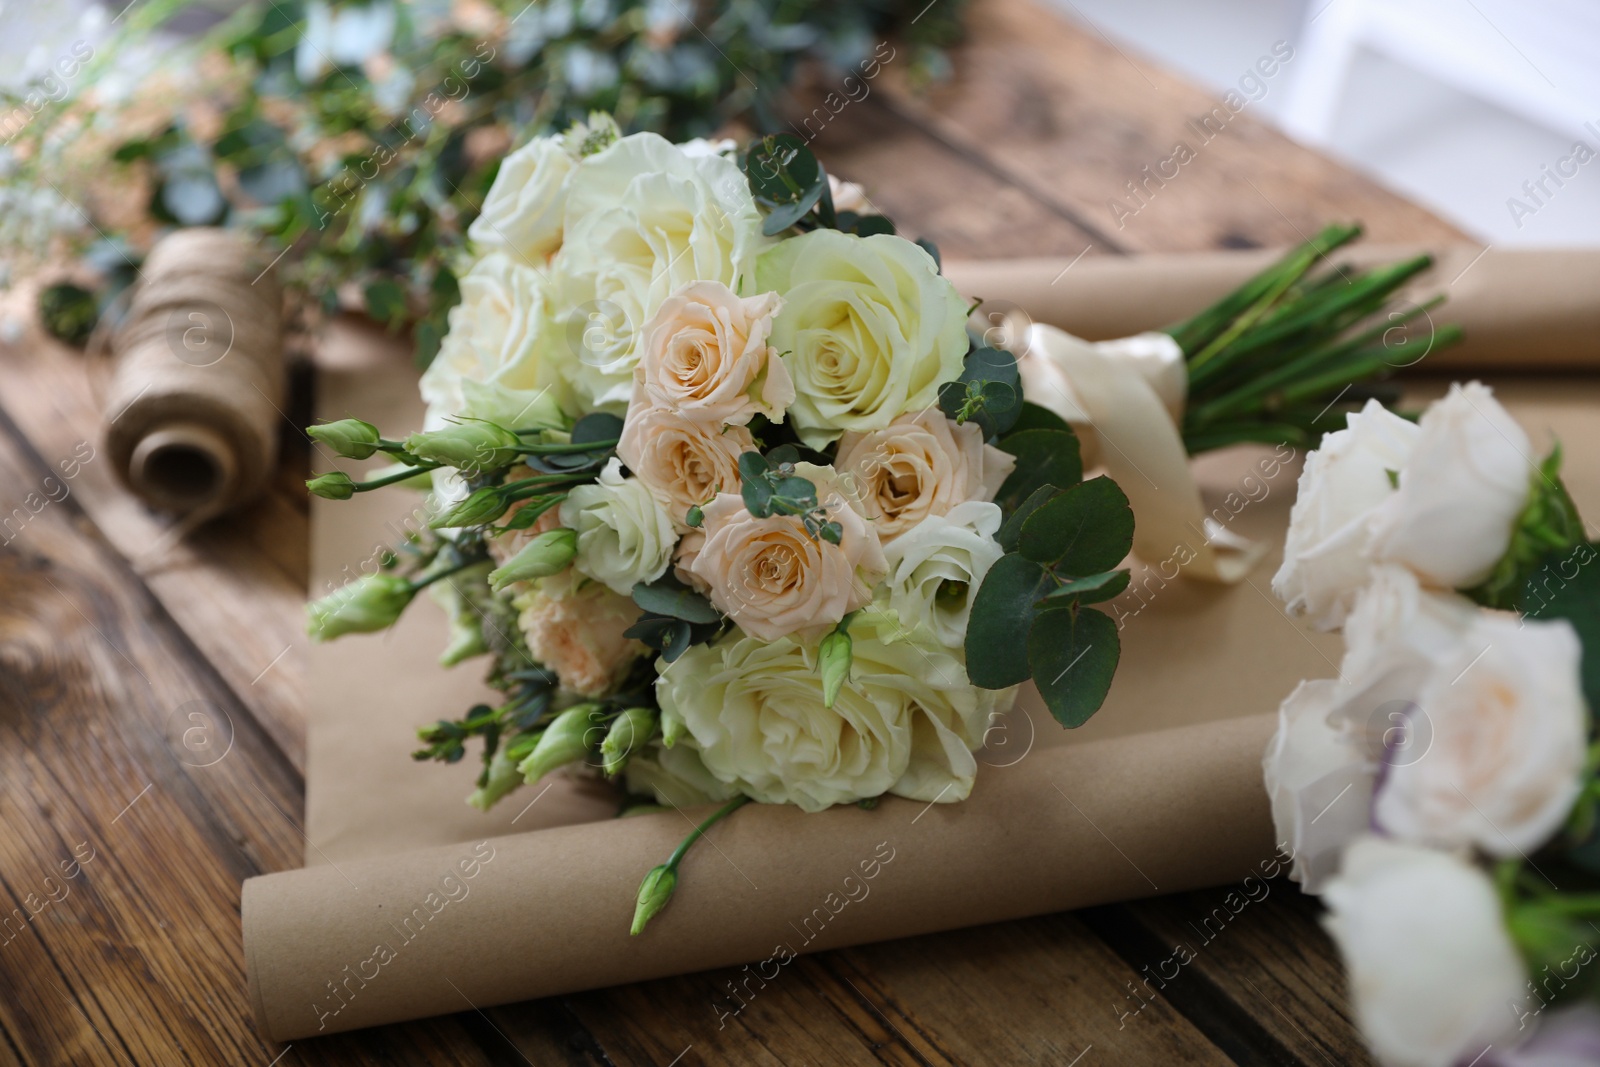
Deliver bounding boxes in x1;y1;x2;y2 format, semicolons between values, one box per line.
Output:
571;412;624;445
1039;569;1131;605
964;553;1052;689
993;428;1082;514
1008;402;1071;435
1028;607;1119;728
997;484;1059;553
631;575;722;624
1019;475;1134;575
1521;541;1600;715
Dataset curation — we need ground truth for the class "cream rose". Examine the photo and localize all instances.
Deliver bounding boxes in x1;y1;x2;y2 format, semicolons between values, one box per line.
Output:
1372;611;1586;857
1322;837;1526;1067
654;608;1004;811
1272;399;1420;630
617;404;753;529
1368;382;1533;590
756;229;969;448
836;409;1015;542
622;744;739;808
633;282;793;425
466;134;573;263
515;569;646;696
878;501;1005;650
551;133;767;411
419;252;561;421
1261;678;1375;894
560;458;676;596
687;463;887;641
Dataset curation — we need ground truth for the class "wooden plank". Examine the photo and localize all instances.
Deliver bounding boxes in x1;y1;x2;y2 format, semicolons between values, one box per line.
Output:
0;391;507;1065
0;285;310;773
877;0;1468;255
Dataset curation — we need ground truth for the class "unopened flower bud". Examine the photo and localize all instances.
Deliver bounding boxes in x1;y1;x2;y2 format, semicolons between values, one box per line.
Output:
306;573;415;641
308;418;383;460
307;471;356;500
601;706;657;777
488;529;578;590
431;487;509;529
631;864;677;936
818;626;852;709
517;703;603;783
405;421;522;473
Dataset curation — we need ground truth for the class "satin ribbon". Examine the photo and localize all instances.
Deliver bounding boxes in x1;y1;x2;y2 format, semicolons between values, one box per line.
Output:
1012;323;1267;583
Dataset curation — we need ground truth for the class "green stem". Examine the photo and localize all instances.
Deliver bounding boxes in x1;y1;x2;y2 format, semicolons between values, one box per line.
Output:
666;795;752;871
512;439;619;455
353;463;442;491
409;557;479;592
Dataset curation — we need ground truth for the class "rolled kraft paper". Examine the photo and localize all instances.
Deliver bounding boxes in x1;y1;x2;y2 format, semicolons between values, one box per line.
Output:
243;712;1275;1041
103;228;286;516
944;245;1600;370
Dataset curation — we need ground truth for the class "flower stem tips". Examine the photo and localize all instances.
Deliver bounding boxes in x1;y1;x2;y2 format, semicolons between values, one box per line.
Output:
305;573;417;640
308;418;383;460
488;528;578;590
601;706;657;777
631;795;752;936
516;703;604;783
405;421;524;472
819;614;854;709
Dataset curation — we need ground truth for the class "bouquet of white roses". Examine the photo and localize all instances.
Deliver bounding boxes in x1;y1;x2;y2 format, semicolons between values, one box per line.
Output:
1264;382;1600;1067
305;115;1142;933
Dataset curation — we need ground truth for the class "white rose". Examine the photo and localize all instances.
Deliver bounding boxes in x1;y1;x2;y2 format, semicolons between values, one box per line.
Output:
1272;400;1420;630
654;608;1004;811
878;501;1005;650
1322;837;1526;1067
757;229;970;448
560;458;676;596
1261;678;1374;894
466;135;574;263
551;132;767;411
419;252;562;420
1372;611;1586;858
1266;567;1477;891
1368;382;1533;590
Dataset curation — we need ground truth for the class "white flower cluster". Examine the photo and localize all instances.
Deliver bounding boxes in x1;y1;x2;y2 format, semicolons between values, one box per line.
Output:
1264;383;1592;1067
423;122;1019;813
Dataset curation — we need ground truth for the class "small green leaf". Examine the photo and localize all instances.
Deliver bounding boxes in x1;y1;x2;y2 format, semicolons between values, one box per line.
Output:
993;429;1082;515
964;554;1052;689
1008;403;1071;435
632;576;723;624
762;197;816;236
571;412;624;445
363;279;407;327
1028;607;1120;728
1019;476;1134;575
1039;569;1131;605
997;484;1059;553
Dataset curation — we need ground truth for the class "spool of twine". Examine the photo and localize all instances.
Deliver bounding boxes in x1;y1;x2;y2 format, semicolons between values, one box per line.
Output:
103;228;286;518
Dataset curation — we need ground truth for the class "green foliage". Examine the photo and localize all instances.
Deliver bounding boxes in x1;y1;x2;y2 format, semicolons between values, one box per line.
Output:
21;0;970;359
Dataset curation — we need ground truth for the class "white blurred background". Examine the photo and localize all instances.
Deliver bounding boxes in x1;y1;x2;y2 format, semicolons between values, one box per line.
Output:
1056;0;1600;245
5;0;1598;245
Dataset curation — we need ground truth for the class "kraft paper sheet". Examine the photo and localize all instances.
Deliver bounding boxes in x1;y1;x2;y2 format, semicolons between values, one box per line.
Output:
243;278;1600;1042
944;245;1600;370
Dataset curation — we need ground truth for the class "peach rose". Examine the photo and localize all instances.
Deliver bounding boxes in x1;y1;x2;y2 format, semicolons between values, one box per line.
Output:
515;570;646;696
633;281;793;425
617;403;754;530
688;463;887;641
834;410;1016;543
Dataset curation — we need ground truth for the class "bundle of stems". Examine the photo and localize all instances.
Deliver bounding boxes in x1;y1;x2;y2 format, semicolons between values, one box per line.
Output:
1169;223;1460;453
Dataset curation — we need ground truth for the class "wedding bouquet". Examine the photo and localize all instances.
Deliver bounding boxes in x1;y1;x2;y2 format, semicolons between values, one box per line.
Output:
304;115;1141;932
1264;383;1600;1067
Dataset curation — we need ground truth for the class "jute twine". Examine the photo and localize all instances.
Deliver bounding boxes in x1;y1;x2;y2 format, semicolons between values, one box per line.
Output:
103;228;286;518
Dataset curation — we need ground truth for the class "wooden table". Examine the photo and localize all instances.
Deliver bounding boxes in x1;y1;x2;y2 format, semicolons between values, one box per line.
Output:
0;0;1471;1062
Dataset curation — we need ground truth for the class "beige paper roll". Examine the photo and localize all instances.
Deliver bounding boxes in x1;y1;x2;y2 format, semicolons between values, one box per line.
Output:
103;228;286;516
243;712;1276;1041
945;245;1600;370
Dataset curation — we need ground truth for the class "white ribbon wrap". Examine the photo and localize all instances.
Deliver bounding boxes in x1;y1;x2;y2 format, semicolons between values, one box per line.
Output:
1015;323;1267;583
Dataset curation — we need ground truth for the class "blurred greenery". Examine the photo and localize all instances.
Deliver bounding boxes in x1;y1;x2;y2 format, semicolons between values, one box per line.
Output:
5;0;967;360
